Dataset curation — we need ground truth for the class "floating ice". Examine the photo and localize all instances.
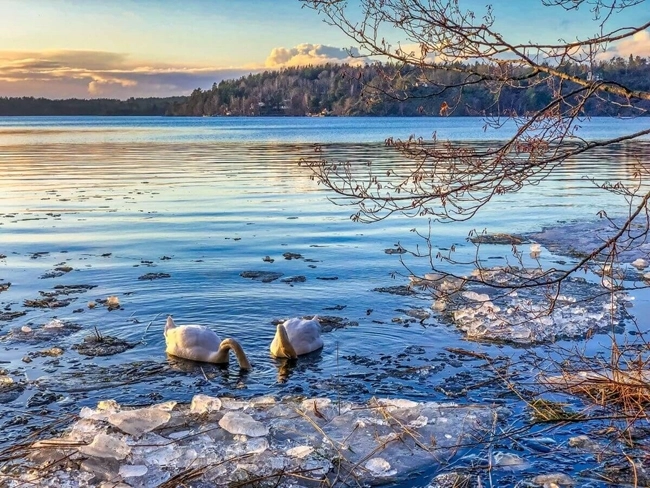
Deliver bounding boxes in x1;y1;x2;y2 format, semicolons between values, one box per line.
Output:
107;404;172;436
79;433;131;460
219;411;269;437
3;395;496;487
365;457;397;477
286;445;313;458
429;266;629;343
118;464;148;477
190;394;222;414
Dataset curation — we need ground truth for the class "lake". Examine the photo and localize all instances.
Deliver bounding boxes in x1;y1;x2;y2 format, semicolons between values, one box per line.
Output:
1;116;649;485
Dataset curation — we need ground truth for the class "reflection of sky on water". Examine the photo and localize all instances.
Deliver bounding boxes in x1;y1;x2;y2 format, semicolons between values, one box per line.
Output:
1;118;650;480
1;115;648;145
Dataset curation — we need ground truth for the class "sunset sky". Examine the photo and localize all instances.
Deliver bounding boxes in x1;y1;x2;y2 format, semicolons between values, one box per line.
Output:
1;0;649;99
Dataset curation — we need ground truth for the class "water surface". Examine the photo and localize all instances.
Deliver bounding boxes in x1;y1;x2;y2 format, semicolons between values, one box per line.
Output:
1;116;649;485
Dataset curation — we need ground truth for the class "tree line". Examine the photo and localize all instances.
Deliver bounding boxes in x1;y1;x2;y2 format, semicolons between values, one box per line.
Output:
0;96;184;116
169;56;650;117
1;55;648;117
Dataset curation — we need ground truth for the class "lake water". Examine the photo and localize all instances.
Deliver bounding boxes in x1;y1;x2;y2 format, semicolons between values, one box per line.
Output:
1;116;649;485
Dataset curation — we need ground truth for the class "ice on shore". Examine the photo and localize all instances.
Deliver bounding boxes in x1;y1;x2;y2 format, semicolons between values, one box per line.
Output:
219;411;269;437
1;395;496;487
427;266;629;343
79;433;131;460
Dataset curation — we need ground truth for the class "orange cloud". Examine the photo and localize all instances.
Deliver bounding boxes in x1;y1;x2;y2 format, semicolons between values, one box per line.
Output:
599;29;650;59
0;50;255;99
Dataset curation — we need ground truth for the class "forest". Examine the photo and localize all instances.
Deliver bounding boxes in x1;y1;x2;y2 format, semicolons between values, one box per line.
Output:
0;96;184;116
2;56;649;117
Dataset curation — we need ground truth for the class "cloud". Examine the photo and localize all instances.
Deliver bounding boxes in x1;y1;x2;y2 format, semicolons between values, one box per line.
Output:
265;43;362;68
0;43;367;99
599;29;650;59
0;50;257;99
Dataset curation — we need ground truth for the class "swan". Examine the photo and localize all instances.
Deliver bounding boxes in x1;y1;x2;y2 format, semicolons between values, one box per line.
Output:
530;243;541;258
270;316;323;359
164;316;251;370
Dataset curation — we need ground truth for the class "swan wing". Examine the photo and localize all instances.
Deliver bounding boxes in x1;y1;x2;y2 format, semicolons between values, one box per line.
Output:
165;324;222;362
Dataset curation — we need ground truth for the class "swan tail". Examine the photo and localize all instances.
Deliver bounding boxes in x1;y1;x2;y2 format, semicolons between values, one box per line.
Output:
276;324;298;359
164;316;176;337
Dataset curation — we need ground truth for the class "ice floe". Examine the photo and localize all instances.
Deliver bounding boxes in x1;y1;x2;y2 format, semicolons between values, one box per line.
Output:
0;395;497;487
417;266;630;344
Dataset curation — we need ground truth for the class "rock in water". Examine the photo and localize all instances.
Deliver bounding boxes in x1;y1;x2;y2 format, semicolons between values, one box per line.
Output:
219;411;269;437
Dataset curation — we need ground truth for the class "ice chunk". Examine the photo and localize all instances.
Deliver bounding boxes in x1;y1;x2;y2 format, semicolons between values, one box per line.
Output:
408;415;428;428
219;411;269;437
119;464;148;477
79;433;131;460
249;395;276;407
79;399;120;422
365;457;397;477
190;394;222;414
220;397;249;410
376;398;419;409
286;445;313;458
108;406;171;436
493;451;527;469
226;437;269;456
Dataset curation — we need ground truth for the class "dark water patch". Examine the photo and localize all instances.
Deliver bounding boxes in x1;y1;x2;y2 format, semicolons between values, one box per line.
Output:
137;272;171;281
262;255;275;263
317;276;338;280
470;233;526;245
39;270;67;279
24;296;76;308
385;245;407;254
1;319;82;344
72;334;137;357
0;311;26;322
281;275;306;284
51;284;97;296
24;347;65;362
0;380;24;404
282;252;303;260
240;270;284;283
374;285;416;296
26;391;63;408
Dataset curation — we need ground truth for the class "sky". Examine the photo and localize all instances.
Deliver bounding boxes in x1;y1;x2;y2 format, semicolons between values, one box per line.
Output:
1;0;649;100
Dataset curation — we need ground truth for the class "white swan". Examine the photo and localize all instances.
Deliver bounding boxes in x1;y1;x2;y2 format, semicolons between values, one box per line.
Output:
270;316;323;359
530;243;541;258
164;316;251;370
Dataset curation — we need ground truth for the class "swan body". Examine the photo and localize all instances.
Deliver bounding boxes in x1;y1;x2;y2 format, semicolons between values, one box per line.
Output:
530;243;541;258
164;316;251;369
270;316;323;359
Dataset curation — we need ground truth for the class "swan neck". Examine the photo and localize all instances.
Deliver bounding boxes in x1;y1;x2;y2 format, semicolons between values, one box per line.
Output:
277;324;297;359
220;339;252;370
